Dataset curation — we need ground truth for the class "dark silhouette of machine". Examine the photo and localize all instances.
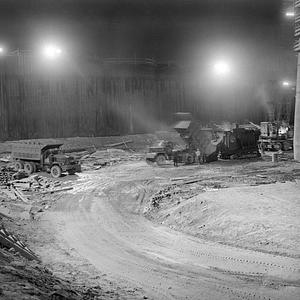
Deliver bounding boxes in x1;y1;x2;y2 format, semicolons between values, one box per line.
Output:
146;113;261;165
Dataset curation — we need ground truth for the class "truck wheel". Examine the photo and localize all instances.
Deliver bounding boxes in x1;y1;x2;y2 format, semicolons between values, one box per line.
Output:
282;141;290;151
274;143;282;151
31;163;37;173
51;165;62;178
186;154;194;164
24;162;34;175
15;161;24;171
156;154;166;166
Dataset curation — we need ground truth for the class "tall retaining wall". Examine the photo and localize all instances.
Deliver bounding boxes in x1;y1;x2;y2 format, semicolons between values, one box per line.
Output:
0;55;292;140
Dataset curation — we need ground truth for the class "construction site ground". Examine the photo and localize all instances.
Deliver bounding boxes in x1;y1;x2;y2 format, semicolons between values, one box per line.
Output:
0;132;300;300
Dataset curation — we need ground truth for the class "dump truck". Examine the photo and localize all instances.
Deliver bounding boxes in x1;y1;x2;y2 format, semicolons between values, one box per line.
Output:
146;140;175;166
11;141;81;178
145;140;196;165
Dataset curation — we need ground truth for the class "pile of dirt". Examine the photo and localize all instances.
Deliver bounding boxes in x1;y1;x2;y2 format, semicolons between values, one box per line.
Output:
144;160;300;258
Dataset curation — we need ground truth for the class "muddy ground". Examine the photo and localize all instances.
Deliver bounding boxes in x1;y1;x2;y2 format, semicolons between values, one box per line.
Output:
0;134;300;300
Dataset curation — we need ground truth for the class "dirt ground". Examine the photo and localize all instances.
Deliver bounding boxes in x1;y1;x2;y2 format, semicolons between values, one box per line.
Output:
0;135;300;300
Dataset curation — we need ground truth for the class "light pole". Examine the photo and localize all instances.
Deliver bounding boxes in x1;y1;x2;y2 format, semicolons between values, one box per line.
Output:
294;1;300;161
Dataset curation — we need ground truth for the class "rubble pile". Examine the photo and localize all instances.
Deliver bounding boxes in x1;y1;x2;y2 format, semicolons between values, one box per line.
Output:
146;179;229;214
0;224;39;261
150;186;175;208
0;166;16;185
146;185;199;211
0;171;73;206
12;175;62;193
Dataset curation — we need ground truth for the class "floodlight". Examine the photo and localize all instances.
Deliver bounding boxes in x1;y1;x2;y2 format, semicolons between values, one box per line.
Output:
285;11;295;18
282;81;291;87
42;44;62;59
213;61;231;76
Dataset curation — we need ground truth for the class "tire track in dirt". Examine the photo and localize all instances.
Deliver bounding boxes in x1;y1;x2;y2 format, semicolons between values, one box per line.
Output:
48;168;300;300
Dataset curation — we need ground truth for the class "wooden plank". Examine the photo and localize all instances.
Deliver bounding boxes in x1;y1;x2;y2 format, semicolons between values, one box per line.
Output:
104;140;133;148
12;186;30;203
40;186;73;194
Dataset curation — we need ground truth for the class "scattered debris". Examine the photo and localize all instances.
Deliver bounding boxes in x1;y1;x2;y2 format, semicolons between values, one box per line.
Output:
11;186;30;203
0;245;124;300
0;225;39;261
104;140;133;148
0;166;16;185
80;149;142;170
0;158;9;163
40;186;73;194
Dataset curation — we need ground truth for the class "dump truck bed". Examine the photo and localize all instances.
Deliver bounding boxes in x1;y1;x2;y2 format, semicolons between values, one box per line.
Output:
11;141;63;161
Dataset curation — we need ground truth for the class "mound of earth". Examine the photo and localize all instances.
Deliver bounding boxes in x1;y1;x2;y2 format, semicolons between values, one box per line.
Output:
144;159;300;258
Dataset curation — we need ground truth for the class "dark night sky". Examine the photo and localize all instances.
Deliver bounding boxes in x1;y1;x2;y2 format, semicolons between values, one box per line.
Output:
0;0;296;79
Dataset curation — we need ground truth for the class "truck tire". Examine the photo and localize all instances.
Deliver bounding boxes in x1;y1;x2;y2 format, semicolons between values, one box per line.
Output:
185;154;194;164
51;165;62;178
32;163;37;173
274;142;282;151
24;162;34;175
282;141;290;151
15;161;24;171
156;154;166;166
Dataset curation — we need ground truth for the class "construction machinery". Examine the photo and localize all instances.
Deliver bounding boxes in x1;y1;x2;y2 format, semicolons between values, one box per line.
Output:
173;118;222;163
257;122;293;151
218;125;261;159
146;140;176;166
146;113;261;165
145;140;197;165
11;141;81;178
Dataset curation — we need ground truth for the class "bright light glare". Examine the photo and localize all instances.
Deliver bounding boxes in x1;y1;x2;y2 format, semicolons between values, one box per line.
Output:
0;47;4;54
42;45;62;59
213;61;231;76
282;81;291;87
285;11;295;17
